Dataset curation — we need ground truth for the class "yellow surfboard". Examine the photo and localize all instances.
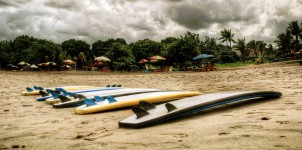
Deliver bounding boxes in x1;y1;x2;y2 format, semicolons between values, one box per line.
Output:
74;91;201;115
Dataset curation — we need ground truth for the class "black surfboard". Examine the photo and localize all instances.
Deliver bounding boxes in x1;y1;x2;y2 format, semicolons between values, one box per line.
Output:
119;91;282;128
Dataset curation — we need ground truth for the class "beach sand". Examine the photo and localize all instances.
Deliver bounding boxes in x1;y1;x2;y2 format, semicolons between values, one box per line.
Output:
0;61;301;149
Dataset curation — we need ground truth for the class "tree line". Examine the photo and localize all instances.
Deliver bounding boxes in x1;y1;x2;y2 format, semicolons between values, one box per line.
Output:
0;20;301;71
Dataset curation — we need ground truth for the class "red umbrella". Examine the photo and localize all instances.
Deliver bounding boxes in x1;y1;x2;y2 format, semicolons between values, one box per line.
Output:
148;55;166;61
63;60;76;64
139;59;149;64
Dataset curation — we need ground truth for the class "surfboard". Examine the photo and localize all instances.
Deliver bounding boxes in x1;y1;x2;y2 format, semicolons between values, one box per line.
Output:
53;88;163;108
44;87;125;104
36;86;122;101
119;91;282;128
74;91;202;115
21;85;96;96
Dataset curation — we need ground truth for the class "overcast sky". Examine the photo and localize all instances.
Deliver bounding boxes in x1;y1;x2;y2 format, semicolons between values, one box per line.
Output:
0;0;301;44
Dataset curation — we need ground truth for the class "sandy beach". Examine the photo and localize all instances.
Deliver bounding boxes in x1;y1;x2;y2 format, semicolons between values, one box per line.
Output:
0;61;301;150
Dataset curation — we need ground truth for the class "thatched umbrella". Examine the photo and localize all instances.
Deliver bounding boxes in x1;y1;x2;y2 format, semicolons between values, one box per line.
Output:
63;60;76;64
18;61;27;66
94;56;111;62
139;59;149;64
30;64;38;69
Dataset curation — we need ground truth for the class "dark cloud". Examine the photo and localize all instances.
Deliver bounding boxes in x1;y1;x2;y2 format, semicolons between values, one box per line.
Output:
165;0;258;30
0;0;31;8
0;0;301;44
45;0;77;10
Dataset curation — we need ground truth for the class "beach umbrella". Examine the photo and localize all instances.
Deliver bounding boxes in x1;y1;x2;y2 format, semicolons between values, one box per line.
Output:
148;55;166;61
94;56;111;62
139;59;149;64
6;64;14;67
192;54;214;61
18;61;26;66
63;60;76;64
30;64;38;69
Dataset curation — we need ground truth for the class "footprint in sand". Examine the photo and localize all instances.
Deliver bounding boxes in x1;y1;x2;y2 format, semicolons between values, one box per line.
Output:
261;117;271;120
274;145;290;148
230;125;263;129
276;121;290;124
218;132;230;136
73;133;95;140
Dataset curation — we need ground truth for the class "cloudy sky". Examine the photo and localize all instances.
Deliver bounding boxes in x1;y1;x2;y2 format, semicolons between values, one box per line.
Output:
0;0;301;44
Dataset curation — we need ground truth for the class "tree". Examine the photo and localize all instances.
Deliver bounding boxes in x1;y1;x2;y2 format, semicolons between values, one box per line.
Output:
233;38;247;61
92;38;127;58
264;44;274;59
0;40;13;69
105;42;135;71
287;20;301;51
30;39;62;64
199;36;218;55
167;31;200;65
78;52;87;70
12;35;37;63
92;40;105;57
247;40;257;58
274;30;292;56
219;29;235;48
216;46;239;63
131;39;162;62
61;39;90;58
256;41;267;57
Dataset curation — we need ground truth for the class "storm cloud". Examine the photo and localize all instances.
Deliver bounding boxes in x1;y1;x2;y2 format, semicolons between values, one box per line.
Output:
0;0;301;44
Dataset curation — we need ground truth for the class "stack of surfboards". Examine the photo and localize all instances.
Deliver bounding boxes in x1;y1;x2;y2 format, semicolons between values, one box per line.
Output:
21;85;282;128
74;90;202;115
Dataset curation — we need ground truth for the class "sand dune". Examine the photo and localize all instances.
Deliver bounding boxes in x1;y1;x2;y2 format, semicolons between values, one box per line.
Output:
0;61;301;149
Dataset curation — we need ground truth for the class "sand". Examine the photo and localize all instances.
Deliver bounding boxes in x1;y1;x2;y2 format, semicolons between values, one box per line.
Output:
0;61;301;149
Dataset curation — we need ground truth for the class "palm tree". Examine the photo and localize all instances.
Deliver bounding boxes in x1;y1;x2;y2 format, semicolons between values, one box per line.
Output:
233;38;247;61
247;40;257;58
78;52;87;70
274;30;292;56
256;41;267;57
287;21;301;42
287;20;301;51
265;44;274;59
219;29;235;48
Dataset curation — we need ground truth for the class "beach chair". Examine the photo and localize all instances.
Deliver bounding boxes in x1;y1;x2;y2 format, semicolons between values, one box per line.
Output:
205;63;217;71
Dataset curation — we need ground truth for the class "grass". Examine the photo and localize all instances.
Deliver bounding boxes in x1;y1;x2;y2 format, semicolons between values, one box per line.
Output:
216;61;256;68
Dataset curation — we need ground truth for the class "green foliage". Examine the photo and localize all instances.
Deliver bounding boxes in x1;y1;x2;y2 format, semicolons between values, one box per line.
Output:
167;31;200;65
1;20;300;70
92;38;127;57
131;39;162;62
287;21;301;44
105;42;135;71
219;29;235;47
274;30;292;56
78;52;87;69
233;38;247;61
216;47;240;63
61;39;90;58
199;36;218;55
0;40;13;67
216;61;255;68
